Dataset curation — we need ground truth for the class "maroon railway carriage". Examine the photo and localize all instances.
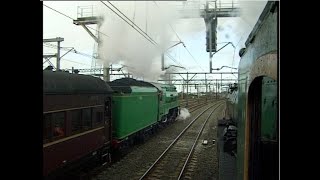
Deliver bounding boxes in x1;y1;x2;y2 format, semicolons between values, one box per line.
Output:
43;70;113;178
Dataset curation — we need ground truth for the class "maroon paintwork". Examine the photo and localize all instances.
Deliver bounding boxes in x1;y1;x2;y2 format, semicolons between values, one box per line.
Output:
43;94;112;177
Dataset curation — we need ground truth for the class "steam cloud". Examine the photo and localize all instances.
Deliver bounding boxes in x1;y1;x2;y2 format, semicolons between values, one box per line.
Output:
97;1;182;82
94;0;267;82
177;108;191;120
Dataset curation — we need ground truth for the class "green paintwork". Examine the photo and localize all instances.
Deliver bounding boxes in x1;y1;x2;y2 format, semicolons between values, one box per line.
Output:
131;86;158;93
234;2;278;180
236;79;248;180
261;77;277;141
157;84;179;119
112;86;159;139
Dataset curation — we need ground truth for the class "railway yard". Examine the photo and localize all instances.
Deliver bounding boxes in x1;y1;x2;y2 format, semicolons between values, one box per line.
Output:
43;1;278;180
91;99;225;180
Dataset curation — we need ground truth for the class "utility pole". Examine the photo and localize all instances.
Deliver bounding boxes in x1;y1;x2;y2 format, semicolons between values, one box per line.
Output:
57;41;61;70
205;73;207;94
182;79;184;99
205;73;207;102
221;73;222;95
216;79;218;100
186;72;189;107
161;53;165;71
197;85;199;98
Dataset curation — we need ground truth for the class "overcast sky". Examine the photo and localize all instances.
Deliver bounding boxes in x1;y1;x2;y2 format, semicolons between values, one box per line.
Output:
43;0;268;92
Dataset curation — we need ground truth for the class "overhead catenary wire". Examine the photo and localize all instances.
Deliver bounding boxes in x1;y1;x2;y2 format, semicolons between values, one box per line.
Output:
61;58;92;66
43;58;91;68
44;43;91;58
42;4;176;70
44;2;187;69
100;1;157;46
43;4;74;20
105;1;157;45
153;1;205;72
100;1;184;68
230;31;246;78
43;4;110;38
185;47;205;71
43;43;96;59
166;53;184;68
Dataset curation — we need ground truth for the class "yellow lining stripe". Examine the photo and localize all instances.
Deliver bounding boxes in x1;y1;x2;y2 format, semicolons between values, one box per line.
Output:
43;126;105;148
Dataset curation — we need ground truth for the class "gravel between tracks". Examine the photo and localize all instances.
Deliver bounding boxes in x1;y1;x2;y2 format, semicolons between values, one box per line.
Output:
187;103;225;180
91;100;225;180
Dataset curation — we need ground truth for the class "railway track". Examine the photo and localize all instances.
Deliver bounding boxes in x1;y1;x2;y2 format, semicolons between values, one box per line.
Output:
136;101;224;180
185;99;223;113
179;97;211;107
79;100;225;180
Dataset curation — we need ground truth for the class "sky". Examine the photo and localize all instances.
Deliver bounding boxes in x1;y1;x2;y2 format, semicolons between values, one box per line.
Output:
43;0;269;93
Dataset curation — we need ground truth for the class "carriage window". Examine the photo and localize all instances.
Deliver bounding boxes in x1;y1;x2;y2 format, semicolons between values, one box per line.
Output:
82;108;92;130
52;112;65;138
95;112;104;125
43;114;52;143
93;107;104;127
71;110;81;133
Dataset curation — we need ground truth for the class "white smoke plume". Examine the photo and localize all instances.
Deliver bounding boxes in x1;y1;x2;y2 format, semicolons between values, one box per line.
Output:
216;0;267;47
97;1;181;82
177;108;191;120
213;0;268;68
159;66;182;84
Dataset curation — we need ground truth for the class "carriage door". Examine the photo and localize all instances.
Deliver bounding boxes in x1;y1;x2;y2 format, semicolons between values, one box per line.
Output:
248;76;278;180
105;97;112;142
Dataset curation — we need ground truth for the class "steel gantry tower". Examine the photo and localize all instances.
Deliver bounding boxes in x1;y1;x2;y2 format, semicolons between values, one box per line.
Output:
73;5;111;81
177;0;240;72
